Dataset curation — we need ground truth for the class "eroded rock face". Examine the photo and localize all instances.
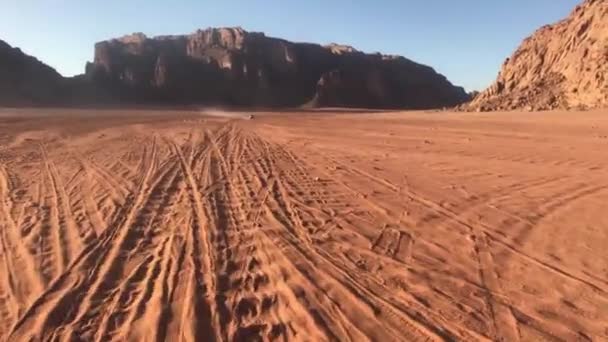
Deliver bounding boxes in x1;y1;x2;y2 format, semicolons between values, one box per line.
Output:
466;0;608;111
87;27;469;108
311;56;469;109
0;40;63;106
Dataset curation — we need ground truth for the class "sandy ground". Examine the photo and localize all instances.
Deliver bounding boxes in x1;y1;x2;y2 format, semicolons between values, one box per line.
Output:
0;108;607;341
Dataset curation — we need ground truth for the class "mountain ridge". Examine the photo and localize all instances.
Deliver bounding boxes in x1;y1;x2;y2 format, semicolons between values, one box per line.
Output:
465;0;608;111
84;26;469;109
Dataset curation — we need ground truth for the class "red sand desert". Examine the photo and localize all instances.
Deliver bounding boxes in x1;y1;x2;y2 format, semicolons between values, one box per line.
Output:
0;108;607;341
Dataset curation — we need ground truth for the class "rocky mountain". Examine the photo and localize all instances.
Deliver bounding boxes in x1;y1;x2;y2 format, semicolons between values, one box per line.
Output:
466;0;608;111
0;40;113;107
0;40;65;106
86;27;469;109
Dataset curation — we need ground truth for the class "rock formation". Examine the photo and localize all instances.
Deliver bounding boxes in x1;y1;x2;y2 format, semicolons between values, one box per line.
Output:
0;40;64;106
466;0;608;111
0;40;113;106
86;27;469;109
0;28;468;109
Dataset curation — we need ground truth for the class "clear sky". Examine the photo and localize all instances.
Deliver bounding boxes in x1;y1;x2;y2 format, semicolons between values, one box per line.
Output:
0;0;580;91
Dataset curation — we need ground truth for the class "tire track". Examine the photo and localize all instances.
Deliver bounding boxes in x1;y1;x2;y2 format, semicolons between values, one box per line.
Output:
77;153;131;203
293;139;608;296
281;133;500;340
224;130;352;341
9;137;164;339
40;145;86;271
66;145;182;339
244;132;469;341
0;165;44;315
4;118;605;341
173;138;222;341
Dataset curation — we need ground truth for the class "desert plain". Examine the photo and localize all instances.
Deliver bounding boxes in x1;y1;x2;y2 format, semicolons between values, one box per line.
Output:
0;108;607;341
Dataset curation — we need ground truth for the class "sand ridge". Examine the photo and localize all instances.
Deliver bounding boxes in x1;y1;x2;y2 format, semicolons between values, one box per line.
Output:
0;109;607;341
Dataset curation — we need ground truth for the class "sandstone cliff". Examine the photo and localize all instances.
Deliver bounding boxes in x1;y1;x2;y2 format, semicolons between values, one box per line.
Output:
87;27;469;109
467;0;608;111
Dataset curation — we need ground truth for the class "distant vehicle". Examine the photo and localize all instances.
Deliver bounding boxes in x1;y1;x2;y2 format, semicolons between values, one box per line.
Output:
247;114;255;120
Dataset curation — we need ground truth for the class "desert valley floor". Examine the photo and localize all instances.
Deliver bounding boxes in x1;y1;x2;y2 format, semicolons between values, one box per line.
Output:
0;108;607;341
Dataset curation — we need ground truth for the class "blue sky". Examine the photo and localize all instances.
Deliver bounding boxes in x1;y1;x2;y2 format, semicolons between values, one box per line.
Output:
1;0;580;91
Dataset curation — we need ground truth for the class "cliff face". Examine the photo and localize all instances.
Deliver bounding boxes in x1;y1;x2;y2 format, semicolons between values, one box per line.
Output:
0;40;64;106
310;55;469;109
87;27;469;109
467;0;608;111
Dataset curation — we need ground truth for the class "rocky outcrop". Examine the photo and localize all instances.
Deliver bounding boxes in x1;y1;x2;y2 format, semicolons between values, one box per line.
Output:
0;40;64;106
0;40;113;107
87;27;469;108
309;55;469;108
466;0;608;111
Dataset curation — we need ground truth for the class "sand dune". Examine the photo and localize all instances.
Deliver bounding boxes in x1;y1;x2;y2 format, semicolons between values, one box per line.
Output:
0;109;607;341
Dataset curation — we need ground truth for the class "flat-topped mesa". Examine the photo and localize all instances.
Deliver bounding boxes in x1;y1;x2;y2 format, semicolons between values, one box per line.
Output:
465;0;608;111
86;27;469;108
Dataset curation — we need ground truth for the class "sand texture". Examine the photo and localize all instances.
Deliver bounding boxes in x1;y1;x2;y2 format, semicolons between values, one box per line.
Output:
0;108;607;341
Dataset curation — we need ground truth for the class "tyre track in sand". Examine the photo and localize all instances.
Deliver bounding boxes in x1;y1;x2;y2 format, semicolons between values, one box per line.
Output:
0;165;45;326
245;130;487;341
287;135;608;324
9;136;166;340
4;115;607;341
274;131;608;340
39;144;87;273
61;139;185;340
172;136;222;341
209;128;332;341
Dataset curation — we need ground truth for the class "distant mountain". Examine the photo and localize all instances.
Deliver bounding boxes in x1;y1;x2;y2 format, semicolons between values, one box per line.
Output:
0;28;469;109
0;40;65;106
86;27;469;109
466;0;608;111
